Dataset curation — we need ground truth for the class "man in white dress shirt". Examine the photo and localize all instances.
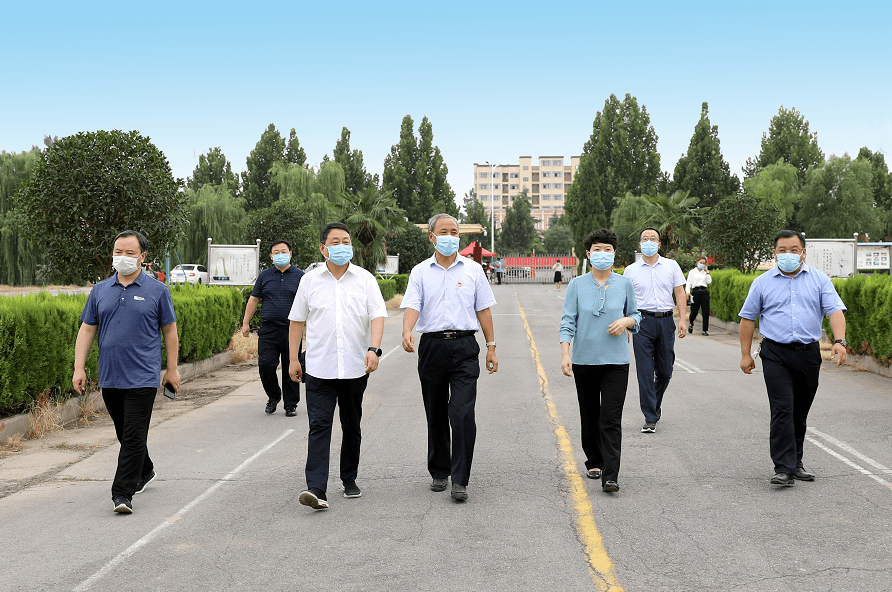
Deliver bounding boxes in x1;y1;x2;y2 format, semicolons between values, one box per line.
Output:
288;222;386;510
401;214;498;502
623;227;687;434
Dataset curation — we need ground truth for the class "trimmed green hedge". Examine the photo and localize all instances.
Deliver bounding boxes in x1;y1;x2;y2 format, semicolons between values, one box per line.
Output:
393;274;410;295
0;283;245;416
377;278;397;301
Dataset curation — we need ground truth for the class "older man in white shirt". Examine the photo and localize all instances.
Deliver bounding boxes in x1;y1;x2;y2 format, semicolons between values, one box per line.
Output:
288;222;386;510
401;213;498;502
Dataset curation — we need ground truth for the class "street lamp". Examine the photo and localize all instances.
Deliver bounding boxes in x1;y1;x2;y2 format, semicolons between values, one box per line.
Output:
485;161;495;255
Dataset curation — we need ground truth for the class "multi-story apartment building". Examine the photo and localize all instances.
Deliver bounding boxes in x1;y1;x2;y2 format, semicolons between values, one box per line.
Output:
473;156;580;234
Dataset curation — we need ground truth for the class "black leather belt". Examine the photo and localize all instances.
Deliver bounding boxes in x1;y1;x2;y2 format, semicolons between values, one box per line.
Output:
641;310;673;318
763;337;818;351
424;330;476;340
692;286;708;291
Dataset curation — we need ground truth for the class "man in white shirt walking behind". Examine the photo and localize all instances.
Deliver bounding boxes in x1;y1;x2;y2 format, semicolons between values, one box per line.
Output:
288;223;386;510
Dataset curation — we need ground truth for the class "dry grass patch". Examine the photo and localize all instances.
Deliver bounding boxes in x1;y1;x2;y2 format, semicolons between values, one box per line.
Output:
230;331;259;364
0;435;24;459
26;390;63;440
387;294;403;308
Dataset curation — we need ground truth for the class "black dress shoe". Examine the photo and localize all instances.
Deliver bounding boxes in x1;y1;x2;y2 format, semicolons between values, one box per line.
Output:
451;484;468;501
285;406;297;417
793;467;815;481
265;401;276;414
602;481;619;493
430;478;448;492
770;473;795;486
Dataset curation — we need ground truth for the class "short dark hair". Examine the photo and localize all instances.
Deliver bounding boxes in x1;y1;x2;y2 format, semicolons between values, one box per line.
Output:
320;222;350;244
639;227;661;240
114;230;148;253
774;230;805;248
584;229;617;251
270;239;291;252
697;255;708;263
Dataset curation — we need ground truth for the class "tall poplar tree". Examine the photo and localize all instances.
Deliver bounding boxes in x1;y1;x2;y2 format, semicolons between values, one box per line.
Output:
565;93;661;257
743;106;823;184
857;147;892;240
241;123;286;211
323;127;377;194
284;128;307;166
671;102;740;209
382;115;457;223
188;147;240;195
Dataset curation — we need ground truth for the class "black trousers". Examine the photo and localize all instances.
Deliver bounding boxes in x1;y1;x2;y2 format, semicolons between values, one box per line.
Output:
760;339;821;474
102;387;156;498
572;364;629;484
304;374;368;493
257;324;301;407
496;272;502;285
418;334;480;487
689;288;710;331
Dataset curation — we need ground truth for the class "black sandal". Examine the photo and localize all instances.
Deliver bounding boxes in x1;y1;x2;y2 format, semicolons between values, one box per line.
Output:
586;469;602;480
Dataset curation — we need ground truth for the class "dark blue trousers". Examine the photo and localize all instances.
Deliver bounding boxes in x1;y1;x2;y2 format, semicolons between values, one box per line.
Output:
418;334;480;487
257;324;301;408
304;374;368;493
760;339;821;474
102;387;156;498
632;315;676;423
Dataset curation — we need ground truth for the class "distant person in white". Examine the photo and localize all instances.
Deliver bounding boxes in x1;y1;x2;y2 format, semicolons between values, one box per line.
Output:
288;222;386;510
685;256;712;336
553;260;564;291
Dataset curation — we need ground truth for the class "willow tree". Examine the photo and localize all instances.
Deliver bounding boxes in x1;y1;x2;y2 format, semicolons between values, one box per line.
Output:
270;160;346;230
179;185;247;264
0;149;41;285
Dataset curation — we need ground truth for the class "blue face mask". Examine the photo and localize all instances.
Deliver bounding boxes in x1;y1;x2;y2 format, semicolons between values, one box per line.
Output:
590;252;615;271
776;253;802;273
326;244;353;266
697;262;705;270
272;253;291;267
640;240;659;257
434;235;460;257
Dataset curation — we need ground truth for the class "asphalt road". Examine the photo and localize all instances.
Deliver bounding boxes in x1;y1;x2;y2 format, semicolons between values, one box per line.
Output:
1;283;891;592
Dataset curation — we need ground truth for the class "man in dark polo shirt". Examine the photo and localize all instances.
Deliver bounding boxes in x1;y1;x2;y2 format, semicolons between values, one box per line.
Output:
242;240;305;416
73;230;179;514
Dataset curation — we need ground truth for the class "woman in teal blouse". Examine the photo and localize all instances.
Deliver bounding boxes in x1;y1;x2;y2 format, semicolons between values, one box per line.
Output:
560;229;641;493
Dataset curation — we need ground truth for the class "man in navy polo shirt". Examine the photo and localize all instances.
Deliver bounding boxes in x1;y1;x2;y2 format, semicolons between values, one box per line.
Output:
73;230;179;514
242;240;305;416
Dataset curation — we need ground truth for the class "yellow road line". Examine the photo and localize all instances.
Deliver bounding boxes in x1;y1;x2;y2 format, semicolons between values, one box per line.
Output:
515;288;624;592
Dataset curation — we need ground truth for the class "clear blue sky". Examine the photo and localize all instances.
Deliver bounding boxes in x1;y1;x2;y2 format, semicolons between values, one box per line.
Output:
3;1;890;204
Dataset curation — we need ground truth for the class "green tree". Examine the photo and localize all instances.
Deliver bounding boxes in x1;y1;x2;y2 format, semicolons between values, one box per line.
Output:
565;93;662;257
640;190;706;252
322;127;377;194
385;224;434;274
857;147;892;240
460;188;489;248
188;147;239;195
241;198;317;270
798;154;879;239
671;102;740;209
742;159;800;226
743;106;823;184
14;131;186;282
610;192;649;266
179;185;246;264
241;123;286;211
543;225;574;254
284;128;307;166
497;194;538;254
0;148;42;285
702;194;783;273
382;115;457;223
330;187;408;273
270;160;346;231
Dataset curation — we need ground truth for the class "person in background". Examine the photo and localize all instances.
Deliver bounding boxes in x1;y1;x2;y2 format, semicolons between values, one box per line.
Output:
72;230;179;514
288;223;386;510
242;240;304;416
560;229;640;493
495;258;504;285
686;256;712;336
553;259;564;291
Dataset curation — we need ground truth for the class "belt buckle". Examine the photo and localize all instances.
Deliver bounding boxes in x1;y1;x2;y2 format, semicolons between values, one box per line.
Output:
443;331;456;340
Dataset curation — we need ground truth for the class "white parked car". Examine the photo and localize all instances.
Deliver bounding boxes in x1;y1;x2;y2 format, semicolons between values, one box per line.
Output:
169;264;209;284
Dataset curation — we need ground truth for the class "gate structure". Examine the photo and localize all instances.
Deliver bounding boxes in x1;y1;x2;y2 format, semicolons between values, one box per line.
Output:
501;254;577;283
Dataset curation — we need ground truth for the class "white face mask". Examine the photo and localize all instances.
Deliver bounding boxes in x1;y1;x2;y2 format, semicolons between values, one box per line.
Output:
113;255;140;276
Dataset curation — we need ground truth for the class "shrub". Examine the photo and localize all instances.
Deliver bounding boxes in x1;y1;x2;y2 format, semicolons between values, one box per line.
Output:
393;274;410;295
377;278;397;301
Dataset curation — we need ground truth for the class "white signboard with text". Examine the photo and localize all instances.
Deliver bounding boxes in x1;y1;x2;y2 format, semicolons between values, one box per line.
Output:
207;239;261;286
376;255;399;277
804;239;857;278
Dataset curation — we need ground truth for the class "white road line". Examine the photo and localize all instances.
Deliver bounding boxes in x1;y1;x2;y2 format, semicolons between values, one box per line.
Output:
806;436;892;492
378;344;402;362
808;428;892;476
73;429;295;592
675;357;705;374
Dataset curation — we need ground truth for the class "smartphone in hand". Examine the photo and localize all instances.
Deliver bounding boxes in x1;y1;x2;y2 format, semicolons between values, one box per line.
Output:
163;382;176;400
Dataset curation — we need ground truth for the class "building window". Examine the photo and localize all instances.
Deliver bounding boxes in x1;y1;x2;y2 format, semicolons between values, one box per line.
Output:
509;172;519;178
478;183;488;190
510;184;519;190
554;183;562;189
523;177;529;182
542;194;551;200
493;184;500;189
541;159;551;166
479;172;489;178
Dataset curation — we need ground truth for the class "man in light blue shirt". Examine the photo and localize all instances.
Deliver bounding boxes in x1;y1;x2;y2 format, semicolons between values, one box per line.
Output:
739;230;847;487
401;213;498;502
623;228;687;433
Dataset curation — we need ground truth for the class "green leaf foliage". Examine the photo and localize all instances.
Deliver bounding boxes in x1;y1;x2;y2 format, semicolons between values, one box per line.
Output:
240;198;318;271
187;147;240;196
169;283;243;363
703;269;760;323
333;187;409;273
383;115;458;223
497;194;538;255
241;123;287;211
798;155;879;239
640;190;707;252
543;225;574;254
376;278;396;301
610;192;649;266
270;160;346;231
827;275;892;365
385;224;434;274
284;128;307;167
13;130;186;283
392;274;410;295
743;106;823;185
856;147;892;241
460;190;489;249
702;194;783;272
742;159;800;226
179;185;247;265
322;127;377;194
672;102;740;209
0;148;42;285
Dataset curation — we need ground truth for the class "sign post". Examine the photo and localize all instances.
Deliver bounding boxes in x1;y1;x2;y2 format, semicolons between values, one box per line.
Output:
207;238;262;286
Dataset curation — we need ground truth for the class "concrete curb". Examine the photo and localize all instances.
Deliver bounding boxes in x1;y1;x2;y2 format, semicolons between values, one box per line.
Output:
0;350;236;443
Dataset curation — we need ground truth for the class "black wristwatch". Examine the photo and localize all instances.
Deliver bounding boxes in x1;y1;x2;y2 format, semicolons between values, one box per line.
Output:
368;347;383;357
833;339;847;348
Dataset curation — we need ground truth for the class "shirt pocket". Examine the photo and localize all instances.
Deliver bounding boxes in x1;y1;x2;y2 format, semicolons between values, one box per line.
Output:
455;282;476;310
345;292;369;319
